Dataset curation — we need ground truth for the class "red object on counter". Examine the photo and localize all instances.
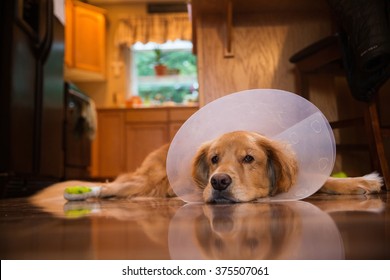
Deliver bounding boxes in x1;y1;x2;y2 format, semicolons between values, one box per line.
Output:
126;96;143;107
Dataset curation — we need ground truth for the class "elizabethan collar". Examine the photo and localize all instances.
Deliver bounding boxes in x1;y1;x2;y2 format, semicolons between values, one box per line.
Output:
166;89;336;202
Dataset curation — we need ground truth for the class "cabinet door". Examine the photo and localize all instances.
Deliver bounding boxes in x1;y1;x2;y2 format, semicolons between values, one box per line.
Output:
169;122;185;141
64;1;106;81
168;107;198;140
64;0;74;68
73;3;106;74
125;124;169;172
97;111;125;177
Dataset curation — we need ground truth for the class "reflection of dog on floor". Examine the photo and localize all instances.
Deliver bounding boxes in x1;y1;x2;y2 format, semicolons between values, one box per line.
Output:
34;131;383;203
194;203;302;259
188;195;385;260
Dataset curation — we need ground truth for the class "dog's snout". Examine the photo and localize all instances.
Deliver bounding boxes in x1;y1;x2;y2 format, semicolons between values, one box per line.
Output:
211;173;232;191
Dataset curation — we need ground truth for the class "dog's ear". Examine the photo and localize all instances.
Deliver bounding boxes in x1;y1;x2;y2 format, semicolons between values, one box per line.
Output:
258;138;298;196
191;142;211;189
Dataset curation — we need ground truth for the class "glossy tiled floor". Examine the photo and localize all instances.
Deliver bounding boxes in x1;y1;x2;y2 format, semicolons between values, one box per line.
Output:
0;191;389;260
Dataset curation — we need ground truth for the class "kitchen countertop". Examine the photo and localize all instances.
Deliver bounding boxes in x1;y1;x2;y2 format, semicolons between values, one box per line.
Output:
97;104;199;111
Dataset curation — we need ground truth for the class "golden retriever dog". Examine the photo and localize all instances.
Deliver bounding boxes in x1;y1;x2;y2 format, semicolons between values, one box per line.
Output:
35;130;382;203
99;130;382;202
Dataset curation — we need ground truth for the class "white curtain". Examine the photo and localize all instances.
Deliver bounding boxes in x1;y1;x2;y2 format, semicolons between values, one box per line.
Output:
114;13;192;47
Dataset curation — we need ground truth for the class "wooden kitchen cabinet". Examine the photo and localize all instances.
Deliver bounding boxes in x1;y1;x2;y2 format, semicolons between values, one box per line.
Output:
125;124;169;171
168;107;198;139
65;0;106;81
124;109;169;172
95;110;125;178
93;107;197;178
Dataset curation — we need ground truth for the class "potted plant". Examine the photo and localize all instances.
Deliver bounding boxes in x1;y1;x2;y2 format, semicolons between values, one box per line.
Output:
154;47;167;76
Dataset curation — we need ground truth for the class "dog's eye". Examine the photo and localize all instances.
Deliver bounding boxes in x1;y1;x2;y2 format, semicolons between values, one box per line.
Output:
243;155;254;163
211;155;219;164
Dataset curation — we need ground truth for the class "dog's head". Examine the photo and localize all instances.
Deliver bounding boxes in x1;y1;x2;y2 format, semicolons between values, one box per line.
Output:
192;131;298;203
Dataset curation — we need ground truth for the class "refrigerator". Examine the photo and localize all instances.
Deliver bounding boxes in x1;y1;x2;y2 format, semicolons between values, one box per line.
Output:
0;0;65;197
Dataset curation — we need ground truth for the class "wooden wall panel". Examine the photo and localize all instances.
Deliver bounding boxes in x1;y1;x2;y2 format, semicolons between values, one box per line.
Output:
197;12;332;105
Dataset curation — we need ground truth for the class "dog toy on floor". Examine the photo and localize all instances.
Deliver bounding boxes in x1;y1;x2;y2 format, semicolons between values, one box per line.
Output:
331;171;348;178
64;186;102;201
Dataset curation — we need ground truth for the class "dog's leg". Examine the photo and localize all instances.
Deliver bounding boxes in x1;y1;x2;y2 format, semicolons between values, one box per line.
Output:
99;144;174;199
320;172;383;195
62;175;161;201
99;173;149;198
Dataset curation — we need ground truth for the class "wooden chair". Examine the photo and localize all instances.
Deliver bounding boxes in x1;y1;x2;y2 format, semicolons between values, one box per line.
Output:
290;34;390;190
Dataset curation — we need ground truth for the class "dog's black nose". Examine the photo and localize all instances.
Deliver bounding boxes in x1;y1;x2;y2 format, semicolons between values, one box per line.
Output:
210;173;232;191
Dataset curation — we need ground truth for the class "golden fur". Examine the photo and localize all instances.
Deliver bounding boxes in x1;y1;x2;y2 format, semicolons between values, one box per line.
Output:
34;131;382;203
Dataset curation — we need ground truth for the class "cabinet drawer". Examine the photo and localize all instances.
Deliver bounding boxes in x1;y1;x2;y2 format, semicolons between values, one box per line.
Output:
125;109;168;123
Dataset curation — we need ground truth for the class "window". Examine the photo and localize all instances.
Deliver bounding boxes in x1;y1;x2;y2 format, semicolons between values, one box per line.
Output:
130;40;198;106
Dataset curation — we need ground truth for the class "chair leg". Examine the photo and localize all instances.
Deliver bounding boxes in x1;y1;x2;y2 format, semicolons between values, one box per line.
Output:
364;99;390;190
